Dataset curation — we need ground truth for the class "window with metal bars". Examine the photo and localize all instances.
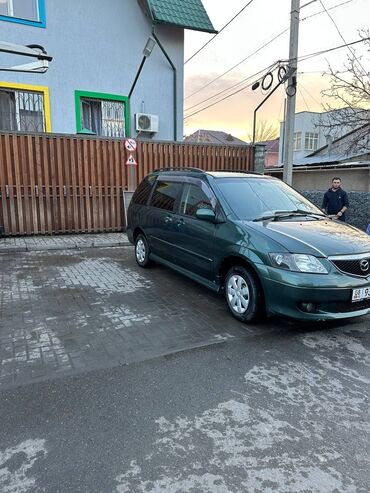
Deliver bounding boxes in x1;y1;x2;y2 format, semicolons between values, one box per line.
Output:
0;88;46;133
81;98;126;138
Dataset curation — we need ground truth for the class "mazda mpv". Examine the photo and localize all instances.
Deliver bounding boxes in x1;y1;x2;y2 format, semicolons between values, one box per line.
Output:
127;168;370;323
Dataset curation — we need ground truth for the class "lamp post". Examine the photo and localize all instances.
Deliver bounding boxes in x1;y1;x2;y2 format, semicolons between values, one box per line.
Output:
129;37;156;98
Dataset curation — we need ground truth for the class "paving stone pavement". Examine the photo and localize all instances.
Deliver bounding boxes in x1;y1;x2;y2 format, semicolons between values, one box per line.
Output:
0;232;130;253
0;246;264;389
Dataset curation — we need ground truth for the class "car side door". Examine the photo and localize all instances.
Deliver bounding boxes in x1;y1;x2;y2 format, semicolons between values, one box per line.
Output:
171;181;217;281
144;178;183;263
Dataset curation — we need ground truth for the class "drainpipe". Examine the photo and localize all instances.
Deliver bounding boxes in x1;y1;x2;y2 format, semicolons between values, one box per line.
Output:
151;27;177;141
144;1;177;141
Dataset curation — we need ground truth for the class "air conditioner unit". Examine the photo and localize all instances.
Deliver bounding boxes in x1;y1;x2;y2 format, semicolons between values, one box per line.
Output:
135;113;159;133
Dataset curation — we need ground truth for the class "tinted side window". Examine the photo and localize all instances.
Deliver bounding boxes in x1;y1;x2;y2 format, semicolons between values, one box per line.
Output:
181;184;212;217
132;176;156;205
150;181;182;212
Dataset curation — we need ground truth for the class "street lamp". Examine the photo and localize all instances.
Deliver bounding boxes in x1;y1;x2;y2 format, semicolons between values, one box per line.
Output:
129;37;156;98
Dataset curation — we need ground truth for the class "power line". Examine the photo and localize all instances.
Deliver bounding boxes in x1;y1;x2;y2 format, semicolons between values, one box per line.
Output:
299;81;322;107
300;0;352;21
185;28;289;101
185;0;256;65
292;36;370;63
185;61;279;114
318;0;366;73
184;37;369;121
298;85;310;111
184;62;280;120
185;0;352;103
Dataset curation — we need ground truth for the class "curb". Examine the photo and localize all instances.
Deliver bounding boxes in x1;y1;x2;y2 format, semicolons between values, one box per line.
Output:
0;240;132;254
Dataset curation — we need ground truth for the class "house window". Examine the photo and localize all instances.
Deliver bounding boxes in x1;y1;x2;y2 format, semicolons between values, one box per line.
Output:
293;132;302;151
0;0;45;27
75;91;130;138
305;132;319;151
0;83;51;133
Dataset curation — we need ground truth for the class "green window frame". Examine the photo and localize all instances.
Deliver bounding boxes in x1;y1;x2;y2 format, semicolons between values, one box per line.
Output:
75;90;130;138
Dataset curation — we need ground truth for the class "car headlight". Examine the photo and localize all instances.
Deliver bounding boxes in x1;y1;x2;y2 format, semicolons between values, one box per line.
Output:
269;253;328;274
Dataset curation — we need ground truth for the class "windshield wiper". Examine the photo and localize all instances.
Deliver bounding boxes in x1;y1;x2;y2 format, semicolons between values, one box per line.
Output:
253;209;328;222
285;209;328;218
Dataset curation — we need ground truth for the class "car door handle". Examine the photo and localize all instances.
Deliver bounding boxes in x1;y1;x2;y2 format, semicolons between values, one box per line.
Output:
164;216;173;224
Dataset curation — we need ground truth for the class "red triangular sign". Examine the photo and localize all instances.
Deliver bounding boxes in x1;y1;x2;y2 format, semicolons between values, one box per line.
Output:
126;154;137;166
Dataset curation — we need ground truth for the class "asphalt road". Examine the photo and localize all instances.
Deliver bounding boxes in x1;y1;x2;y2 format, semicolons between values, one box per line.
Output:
0;315;369;493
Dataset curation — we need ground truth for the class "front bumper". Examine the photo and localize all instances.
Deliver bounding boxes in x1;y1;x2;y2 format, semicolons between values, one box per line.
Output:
257;265;370;320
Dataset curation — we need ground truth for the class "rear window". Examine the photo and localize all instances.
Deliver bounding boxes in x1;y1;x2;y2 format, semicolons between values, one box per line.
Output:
132;176;156;206
150;181;182;212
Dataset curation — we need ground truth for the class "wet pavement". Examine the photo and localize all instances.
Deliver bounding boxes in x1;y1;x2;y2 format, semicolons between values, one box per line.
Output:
0;246;264;389
0;245;369;492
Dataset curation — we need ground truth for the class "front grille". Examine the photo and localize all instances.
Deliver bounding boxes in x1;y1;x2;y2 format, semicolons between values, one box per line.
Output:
331;257;370;278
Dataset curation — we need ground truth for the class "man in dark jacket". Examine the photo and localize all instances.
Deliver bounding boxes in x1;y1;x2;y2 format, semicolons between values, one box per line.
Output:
322;177;349;221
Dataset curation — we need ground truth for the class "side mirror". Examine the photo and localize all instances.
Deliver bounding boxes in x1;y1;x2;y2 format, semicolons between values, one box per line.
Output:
195;208;216;222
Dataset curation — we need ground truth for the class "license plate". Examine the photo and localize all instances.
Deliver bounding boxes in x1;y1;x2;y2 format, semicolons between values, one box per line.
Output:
352;287;370;302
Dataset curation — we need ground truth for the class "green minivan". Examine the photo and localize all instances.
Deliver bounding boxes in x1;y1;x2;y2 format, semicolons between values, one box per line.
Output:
127;169;370;322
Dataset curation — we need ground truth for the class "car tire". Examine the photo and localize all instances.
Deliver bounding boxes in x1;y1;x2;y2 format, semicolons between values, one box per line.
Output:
135;234;152;268
225;265;263;323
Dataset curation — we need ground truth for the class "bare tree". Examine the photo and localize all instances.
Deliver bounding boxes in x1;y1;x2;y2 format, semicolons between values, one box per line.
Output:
318;30;370;154
248;120;279;142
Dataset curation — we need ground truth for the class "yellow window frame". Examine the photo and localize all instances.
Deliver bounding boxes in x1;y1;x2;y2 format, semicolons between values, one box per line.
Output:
0;81;51;132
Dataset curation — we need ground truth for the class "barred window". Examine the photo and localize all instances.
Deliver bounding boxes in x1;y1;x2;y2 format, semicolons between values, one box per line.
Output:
0;88;46;133
0;0;39;21
305;132;319;151
81;98;126;138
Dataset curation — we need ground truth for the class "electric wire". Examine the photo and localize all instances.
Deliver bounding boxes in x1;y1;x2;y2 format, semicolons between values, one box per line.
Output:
318;0;367;73
185;0;353;103
184;63;281;120
299;81;323;107
184;37;369;120
185;0;256;65
185;61;279;114
298;85;310;111
185;28;289;101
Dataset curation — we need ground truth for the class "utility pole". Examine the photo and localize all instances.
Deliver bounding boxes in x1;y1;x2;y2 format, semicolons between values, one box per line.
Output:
283;0;300;185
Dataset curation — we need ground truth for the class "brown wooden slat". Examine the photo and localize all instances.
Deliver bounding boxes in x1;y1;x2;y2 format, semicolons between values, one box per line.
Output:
0;136;10;235
0;133;255;235
4;135;17;233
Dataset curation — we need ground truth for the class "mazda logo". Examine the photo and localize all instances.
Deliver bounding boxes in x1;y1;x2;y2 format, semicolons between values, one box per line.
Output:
360;259;369;272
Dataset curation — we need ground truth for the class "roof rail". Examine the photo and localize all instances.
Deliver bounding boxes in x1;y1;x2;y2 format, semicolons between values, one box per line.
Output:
216;169;263;175
154;167;204;173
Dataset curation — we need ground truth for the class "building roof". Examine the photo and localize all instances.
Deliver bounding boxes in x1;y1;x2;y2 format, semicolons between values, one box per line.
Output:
146;0;217;33
185;129;248;146
306;123;370;157
259;138;279;153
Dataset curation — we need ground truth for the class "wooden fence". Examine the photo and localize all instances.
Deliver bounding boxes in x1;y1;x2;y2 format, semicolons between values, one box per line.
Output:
0;132;254;236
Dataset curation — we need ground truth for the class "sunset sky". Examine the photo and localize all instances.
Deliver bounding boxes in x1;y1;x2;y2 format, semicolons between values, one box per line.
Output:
183;0;369;141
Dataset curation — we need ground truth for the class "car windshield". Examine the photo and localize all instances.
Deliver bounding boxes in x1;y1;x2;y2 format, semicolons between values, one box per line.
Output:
216;178;323;221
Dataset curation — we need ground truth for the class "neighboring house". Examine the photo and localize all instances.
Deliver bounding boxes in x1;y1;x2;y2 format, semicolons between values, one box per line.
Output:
303;124;370;165
0;0;215;141
260;138;279;168
278;110;353;166
185;129;248;146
